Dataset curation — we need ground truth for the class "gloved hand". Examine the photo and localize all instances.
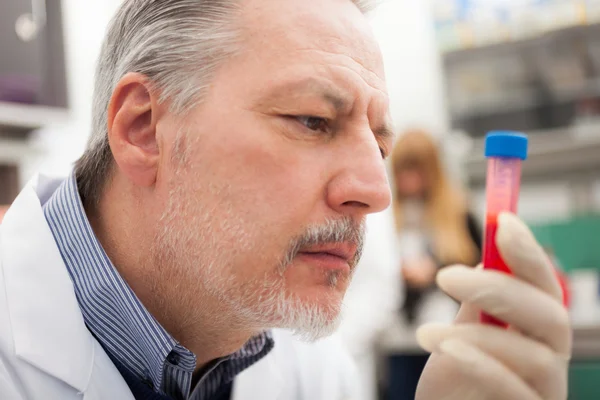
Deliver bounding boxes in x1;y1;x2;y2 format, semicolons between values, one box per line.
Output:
415;212;571;400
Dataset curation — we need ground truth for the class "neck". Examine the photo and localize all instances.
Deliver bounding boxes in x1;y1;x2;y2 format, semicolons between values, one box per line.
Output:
86;177;255;371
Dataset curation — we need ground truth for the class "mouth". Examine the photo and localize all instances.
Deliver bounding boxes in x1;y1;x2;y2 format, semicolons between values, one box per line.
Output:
296;242;357;272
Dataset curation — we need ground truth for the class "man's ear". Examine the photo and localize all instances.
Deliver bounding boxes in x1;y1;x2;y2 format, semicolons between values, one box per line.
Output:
107;72;164;187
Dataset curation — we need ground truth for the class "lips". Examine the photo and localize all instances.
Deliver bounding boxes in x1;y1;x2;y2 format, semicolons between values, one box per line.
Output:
299;242;357;263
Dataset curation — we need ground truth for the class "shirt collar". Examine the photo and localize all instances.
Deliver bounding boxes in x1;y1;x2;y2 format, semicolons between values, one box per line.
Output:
43;173;195;390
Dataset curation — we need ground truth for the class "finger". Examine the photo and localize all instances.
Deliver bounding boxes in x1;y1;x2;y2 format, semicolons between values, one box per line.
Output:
453;265;483;324
496;212;562;302
417;323;568;399
436;266;572;356
435;338;542;400
453;299;479;323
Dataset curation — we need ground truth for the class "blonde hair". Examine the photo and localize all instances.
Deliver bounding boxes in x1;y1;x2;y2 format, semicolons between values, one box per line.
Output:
391;129;478;266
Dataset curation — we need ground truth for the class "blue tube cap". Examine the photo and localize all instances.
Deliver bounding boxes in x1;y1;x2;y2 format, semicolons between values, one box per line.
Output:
485;131;528;160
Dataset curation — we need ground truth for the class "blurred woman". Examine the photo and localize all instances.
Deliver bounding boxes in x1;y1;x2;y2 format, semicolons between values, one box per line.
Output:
382;129;481;400
392;129;481;322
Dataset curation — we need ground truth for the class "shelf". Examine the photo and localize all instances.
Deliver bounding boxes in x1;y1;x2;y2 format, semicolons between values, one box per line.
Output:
0;101;69;133
573;326;600;359
450;90;541;120
451;79;600;121
0;137;45;165
443;21;600;60
464;127;600;186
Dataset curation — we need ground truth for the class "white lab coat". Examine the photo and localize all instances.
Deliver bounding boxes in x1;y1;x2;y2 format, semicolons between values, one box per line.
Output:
0;175;360;400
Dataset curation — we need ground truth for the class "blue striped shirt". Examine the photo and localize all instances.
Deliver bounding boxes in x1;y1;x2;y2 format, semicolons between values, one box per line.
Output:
43;174;273;399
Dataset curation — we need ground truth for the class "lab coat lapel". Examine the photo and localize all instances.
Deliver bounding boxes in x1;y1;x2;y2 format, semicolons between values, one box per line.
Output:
0;178;95;393
82;341;136;400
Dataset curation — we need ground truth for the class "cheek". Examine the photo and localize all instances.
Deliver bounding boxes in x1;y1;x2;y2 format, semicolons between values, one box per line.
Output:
182;125;328;274
215;128;325;226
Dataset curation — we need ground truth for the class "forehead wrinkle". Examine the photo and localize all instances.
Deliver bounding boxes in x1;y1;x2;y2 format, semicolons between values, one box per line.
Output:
318;59;389;121
253;76;354;113
288;77;354;112
296;48;386;95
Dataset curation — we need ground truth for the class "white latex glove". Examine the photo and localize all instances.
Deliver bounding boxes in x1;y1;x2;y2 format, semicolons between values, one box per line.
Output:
415;212;571;400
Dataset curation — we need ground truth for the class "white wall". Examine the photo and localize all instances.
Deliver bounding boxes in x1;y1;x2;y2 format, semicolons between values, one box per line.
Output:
370;0;449;137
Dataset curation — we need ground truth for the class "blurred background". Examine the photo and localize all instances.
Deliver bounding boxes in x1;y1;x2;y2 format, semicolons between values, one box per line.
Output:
0;0;599;399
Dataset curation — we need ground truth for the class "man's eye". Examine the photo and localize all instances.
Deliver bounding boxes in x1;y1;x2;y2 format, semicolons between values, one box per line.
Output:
296;116;329;132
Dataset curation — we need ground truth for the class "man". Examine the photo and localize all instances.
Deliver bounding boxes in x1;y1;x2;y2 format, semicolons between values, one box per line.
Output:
0;0;570;399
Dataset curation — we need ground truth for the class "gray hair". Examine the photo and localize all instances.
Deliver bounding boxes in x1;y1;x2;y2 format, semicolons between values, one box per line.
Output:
75;0;379;205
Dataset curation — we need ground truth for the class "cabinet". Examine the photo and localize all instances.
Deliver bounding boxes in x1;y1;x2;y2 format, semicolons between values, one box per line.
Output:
0;0;67;110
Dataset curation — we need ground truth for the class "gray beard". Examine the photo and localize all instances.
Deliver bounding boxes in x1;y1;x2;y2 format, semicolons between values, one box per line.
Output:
150;180;364;342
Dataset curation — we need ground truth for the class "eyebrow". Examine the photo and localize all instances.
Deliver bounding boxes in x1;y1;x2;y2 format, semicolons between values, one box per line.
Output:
264;77;395;140
374;123;395;141
262;77;353;113
321;88;350;113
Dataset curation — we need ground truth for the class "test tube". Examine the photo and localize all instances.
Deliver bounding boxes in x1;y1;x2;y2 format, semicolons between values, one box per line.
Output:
481;131;528;327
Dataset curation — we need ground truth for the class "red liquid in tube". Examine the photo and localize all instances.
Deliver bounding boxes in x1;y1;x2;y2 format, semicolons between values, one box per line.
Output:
481;216;511;326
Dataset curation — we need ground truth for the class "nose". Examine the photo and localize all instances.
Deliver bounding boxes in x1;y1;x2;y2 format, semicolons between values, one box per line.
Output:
326;137;392;218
